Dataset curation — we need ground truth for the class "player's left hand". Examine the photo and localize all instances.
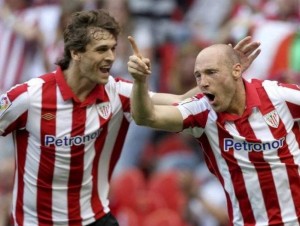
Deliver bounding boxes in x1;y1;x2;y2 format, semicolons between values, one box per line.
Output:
232;36;261;72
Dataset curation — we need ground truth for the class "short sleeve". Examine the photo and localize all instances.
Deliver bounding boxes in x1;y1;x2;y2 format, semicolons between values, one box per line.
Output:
0;84;29;135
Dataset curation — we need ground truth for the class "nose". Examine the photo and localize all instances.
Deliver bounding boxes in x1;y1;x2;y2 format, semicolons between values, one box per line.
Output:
198;75;209;88
105;49;115;61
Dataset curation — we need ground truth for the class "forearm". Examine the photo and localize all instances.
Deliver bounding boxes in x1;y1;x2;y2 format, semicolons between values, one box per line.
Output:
131;79;155;126
152;86;199;105
127;42;183;131
180;86;199;100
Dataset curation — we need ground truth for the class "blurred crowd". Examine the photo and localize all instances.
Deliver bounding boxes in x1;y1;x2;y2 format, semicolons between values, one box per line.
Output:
0;0;299;225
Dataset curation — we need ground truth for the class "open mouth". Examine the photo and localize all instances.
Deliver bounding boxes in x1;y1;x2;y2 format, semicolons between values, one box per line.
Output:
204;93;215;102
99;67;110;73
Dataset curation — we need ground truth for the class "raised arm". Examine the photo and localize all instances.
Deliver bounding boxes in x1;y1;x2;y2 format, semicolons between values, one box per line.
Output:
128;37;183;132
151;86;199;105
128;36;260;105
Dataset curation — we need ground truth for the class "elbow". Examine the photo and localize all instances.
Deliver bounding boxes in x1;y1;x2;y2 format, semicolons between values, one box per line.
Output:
131;112;153;127
132;114;146;126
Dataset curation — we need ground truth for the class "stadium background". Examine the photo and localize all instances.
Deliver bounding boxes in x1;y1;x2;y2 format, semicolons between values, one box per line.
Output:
0;0;299;225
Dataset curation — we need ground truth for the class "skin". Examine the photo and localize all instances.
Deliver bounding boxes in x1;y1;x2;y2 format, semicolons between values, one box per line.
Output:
129;44;247;132
128;36;260;106
62;31;259;106
62;31;196;104
194;45;245;115
64;28;117;102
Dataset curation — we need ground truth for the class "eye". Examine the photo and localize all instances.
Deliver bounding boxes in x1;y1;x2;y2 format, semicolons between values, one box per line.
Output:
194;72;201;79
206;69;217;75
96;47;107;53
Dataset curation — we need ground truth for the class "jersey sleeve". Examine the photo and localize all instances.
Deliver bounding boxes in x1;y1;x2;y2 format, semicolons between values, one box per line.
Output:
264;81;300;120
176;95;212;138
114;77;155;98
0;84;29;136
112;77;154;122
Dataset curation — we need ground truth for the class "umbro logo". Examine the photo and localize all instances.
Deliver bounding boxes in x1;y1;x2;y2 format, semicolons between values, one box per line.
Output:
42;113;55;120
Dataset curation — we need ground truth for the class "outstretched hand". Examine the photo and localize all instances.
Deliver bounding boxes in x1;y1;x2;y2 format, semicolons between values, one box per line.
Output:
232;36;261;72
128;36;143;59
127;36;151;82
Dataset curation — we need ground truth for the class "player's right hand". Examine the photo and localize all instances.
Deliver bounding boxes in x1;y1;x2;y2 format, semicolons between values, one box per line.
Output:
127;36;151;82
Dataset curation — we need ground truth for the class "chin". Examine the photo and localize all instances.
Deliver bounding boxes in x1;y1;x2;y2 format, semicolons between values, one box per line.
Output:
211;105;223;113
97;78;109;85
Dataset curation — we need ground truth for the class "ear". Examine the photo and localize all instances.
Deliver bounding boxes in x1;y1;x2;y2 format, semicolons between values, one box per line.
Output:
232;63;242;80
70;50;81;61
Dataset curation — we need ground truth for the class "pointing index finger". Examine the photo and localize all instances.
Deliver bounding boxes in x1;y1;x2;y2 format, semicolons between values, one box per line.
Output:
128;36;142;59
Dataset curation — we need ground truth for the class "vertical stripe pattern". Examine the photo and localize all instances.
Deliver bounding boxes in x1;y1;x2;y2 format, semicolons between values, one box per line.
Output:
178;79;300;226
1;70;133;225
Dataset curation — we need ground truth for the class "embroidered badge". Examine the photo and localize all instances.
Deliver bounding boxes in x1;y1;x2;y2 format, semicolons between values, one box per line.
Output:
0;94;12;117
96;102;112;119
263;110;279;128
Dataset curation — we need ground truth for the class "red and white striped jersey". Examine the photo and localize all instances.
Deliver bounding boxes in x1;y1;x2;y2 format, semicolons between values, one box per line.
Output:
177;79;300;226
0;67;133;225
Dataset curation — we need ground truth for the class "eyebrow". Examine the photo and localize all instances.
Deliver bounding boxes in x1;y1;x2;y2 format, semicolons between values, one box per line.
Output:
205;68;217;72
94;43;117;49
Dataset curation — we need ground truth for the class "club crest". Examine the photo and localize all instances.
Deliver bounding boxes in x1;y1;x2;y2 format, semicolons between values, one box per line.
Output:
0;94;11;117
263;110;279;128
96;102;111;119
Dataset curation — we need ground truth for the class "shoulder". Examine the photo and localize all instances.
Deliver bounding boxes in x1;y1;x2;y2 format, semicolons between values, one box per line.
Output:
106;76;132;86
248;78;278;87
177;94;210;108
25;72;56;90
247;78;300;90
105;76;133;95
247;78;281;95
250;78;300;92
177;95;214;122
8;72;57;101
250;78;300;103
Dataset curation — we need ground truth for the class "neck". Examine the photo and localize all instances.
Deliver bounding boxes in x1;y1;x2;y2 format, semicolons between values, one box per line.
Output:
228;82;246;116
64;67;96;102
